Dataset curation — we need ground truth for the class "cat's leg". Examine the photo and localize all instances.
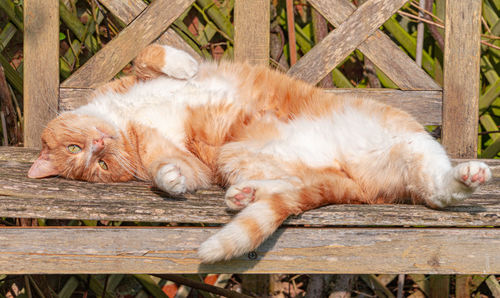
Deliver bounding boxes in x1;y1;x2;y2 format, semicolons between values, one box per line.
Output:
198;171;366;263
224;178;299;210
199;143;366;262
134;44;198;80
405;133;491;208
129;124;211;194
149;155;211;195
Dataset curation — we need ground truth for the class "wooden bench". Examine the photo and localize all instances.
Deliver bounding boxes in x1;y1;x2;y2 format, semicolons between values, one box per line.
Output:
1;0;498;274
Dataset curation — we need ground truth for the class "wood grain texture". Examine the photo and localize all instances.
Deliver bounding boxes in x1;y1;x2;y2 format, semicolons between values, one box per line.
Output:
308;0;440;90
326;89;442;125
23;0;59;148
59;88;94;111
442;1;482;158
288;0;407;85
98;0;147;24
0;227;499;274
61;0;194;89
234;0;270;65
58;87;443;125
0;148;499;227
99;0;201;62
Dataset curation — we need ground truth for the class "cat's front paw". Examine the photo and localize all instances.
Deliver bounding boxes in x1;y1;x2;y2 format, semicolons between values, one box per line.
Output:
453;161;492;189
161;45;198;79
154;163;187;195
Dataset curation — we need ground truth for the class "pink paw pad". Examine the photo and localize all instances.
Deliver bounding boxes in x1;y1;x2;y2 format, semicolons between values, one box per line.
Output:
225;186;256;210
456;162;491;188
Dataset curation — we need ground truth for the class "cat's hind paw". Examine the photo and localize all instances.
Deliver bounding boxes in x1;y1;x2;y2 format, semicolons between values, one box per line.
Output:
453;161;492;189
225;185;256;210
161;45;198;80
154;163;187;195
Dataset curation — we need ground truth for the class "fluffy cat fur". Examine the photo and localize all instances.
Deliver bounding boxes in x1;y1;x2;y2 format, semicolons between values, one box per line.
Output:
29;44;492;263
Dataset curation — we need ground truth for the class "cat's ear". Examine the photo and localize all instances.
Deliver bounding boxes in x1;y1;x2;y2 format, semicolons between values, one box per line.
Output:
28;148;59;178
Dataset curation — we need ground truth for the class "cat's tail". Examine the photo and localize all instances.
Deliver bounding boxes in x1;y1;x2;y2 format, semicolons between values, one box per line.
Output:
197;193;297;263
197;174;367;263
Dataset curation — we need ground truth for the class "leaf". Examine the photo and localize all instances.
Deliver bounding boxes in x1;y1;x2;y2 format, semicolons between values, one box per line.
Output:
134;274;169;298
58;276;79;298
59;32;66;40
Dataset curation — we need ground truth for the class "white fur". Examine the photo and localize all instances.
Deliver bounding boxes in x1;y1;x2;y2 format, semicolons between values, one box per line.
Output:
154;163;186;194
245;103;394;168
198;200;277;263
160;45;198;79
245;200;279;236
198;219;253;263
434;161;492;207
72;70;238;150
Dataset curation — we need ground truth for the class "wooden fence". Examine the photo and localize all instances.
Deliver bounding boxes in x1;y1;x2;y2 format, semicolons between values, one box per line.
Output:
24;0;481;161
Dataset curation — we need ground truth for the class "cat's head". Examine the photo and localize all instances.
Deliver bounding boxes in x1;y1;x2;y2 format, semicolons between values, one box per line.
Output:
28;113;142;182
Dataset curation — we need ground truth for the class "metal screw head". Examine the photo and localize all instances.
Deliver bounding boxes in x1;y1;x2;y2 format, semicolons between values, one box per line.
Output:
247;251;258;260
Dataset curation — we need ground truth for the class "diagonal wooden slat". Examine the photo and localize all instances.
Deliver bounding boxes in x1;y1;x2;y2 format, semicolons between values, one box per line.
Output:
308;0;440;91
61;0;194;89
98;0;201;62
288;0;408;85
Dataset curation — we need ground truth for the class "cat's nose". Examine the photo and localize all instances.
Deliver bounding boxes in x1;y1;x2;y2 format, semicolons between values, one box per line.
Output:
92;138;105;152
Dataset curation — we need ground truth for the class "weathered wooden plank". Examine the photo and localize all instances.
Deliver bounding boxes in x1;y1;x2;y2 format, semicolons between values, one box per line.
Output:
99;0;201;62
234;0;270;65
0;148;499;227
59;88;94;111
326;89;442;125
1;227;498;274
442;1;482;158
288;0;407;85
308;0;440;90
98;0;146;24
58;87;442;125
23;0;59;147
61;0;195;89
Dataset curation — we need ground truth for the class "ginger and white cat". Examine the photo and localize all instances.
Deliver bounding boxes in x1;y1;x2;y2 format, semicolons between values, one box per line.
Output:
28;44;492;263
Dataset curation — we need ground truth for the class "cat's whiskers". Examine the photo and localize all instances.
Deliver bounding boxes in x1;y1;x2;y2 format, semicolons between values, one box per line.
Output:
63;161;76;179
118;155;148;181
111;150;148;181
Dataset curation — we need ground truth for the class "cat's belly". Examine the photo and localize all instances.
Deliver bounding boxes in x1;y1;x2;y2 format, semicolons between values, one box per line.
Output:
129;103;188;150
255;106;404;168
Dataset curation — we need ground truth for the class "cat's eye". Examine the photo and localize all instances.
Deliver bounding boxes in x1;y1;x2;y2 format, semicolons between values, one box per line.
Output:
67;144;82;154
98;160;108;170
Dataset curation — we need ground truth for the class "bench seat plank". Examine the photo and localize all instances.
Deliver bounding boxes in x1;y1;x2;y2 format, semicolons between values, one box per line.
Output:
0;148;499;227
1;227;498;274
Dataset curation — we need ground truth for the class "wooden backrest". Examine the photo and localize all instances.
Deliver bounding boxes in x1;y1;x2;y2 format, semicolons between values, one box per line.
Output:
23;0;481;159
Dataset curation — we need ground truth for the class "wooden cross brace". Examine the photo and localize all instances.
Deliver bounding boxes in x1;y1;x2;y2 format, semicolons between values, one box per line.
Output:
288;0;440;90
